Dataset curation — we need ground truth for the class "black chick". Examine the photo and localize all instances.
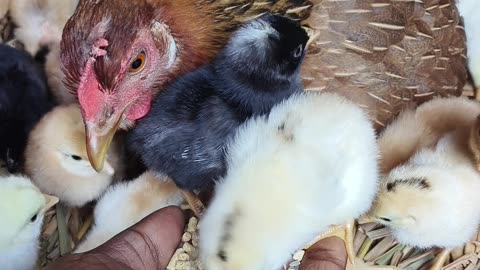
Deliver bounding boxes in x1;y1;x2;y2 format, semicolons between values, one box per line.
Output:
127;14;309;191
0;44;51;173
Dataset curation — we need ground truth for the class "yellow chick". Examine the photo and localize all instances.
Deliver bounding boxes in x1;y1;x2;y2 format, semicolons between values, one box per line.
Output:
9;0;78;56
9;0;79;104
0;175;58;270
370;97;480;270
199;93;378;270
24;104;122;207
74;171;183;253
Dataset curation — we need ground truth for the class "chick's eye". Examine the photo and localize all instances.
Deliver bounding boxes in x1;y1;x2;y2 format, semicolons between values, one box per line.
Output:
71;155;82;161
293;44;303;58
129;52;146;73
30;213;38;223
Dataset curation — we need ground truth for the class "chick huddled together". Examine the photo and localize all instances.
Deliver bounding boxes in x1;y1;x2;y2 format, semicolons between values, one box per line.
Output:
1;0;480;270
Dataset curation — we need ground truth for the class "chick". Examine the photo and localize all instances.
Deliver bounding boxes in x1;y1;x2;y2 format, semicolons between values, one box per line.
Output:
127;14;309;192
370;114;480;270
0;175;58;270
0;44;51;173
24;104;122;207
9;0;78;56
74;171;183;253
199;92;378;270
378;96;480;174
9;0;79;104
456;0;480;88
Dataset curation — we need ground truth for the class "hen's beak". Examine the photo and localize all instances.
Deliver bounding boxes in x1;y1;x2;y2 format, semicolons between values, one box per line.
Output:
85;111;124;172
42;194;59;213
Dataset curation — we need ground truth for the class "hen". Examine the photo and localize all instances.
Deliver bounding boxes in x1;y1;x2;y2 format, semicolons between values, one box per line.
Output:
61;0;468;171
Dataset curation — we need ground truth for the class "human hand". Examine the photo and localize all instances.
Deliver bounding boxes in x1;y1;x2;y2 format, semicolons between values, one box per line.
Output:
45;206;185;270
299;237;347;270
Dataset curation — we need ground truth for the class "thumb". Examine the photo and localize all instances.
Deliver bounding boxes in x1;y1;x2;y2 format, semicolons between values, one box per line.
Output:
299;237;347;270
46;206;185;270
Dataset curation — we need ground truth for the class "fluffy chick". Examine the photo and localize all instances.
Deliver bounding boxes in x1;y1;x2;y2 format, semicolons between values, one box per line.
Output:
0;175;58;270
371;128;480;249
24;104;122;207
456;0;480;87
378;96;480;174
199;93;378;270
127;14;308;191
9;0;79;104
74;171;183;253
0;44;51;173
9;0;78;56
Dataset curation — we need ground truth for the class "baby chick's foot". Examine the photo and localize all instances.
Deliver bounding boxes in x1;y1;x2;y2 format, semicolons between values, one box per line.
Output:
304;220;356;265
181;190;205;217
428;249;450;270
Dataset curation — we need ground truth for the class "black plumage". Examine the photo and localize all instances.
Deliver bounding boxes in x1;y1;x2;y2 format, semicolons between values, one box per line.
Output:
127;14;309;190
0;44;51;173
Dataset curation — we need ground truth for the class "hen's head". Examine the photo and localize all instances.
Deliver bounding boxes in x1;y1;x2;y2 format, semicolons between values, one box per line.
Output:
61;0;180;171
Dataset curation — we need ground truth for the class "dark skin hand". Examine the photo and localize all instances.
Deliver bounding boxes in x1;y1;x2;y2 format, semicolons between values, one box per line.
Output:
46;206;347;270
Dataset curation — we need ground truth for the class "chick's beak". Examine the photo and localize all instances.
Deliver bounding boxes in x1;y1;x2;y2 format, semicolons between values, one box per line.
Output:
85;110;124;172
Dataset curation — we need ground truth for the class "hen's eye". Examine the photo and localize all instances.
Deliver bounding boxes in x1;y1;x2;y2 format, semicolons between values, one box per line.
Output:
71;155;82;161
293;44;303;58
30;213;38;223
129;52;146;73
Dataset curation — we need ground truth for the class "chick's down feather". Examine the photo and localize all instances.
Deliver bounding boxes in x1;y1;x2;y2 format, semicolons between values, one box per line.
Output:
74;171;183;253
372;128;480;249
24;104;123;207
0;175;57;270
199;92;379;270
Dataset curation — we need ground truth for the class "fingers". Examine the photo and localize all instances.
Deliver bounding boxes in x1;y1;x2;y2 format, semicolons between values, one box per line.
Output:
299;237;347;270
46;206;185;270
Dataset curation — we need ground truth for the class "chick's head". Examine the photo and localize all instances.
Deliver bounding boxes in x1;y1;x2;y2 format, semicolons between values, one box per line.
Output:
25;104;116;207
370;164;478;248
0;176;58;249
219;14;309;79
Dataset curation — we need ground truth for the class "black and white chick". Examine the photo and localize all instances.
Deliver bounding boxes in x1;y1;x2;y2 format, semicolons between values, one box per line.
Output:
127;14;309;191
199;93;379;270
0;44;51;173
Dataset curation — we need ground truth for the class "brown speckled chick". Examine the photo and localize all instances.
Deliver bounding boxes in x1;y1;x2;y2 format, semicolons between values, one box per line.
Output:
24;104;124;207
